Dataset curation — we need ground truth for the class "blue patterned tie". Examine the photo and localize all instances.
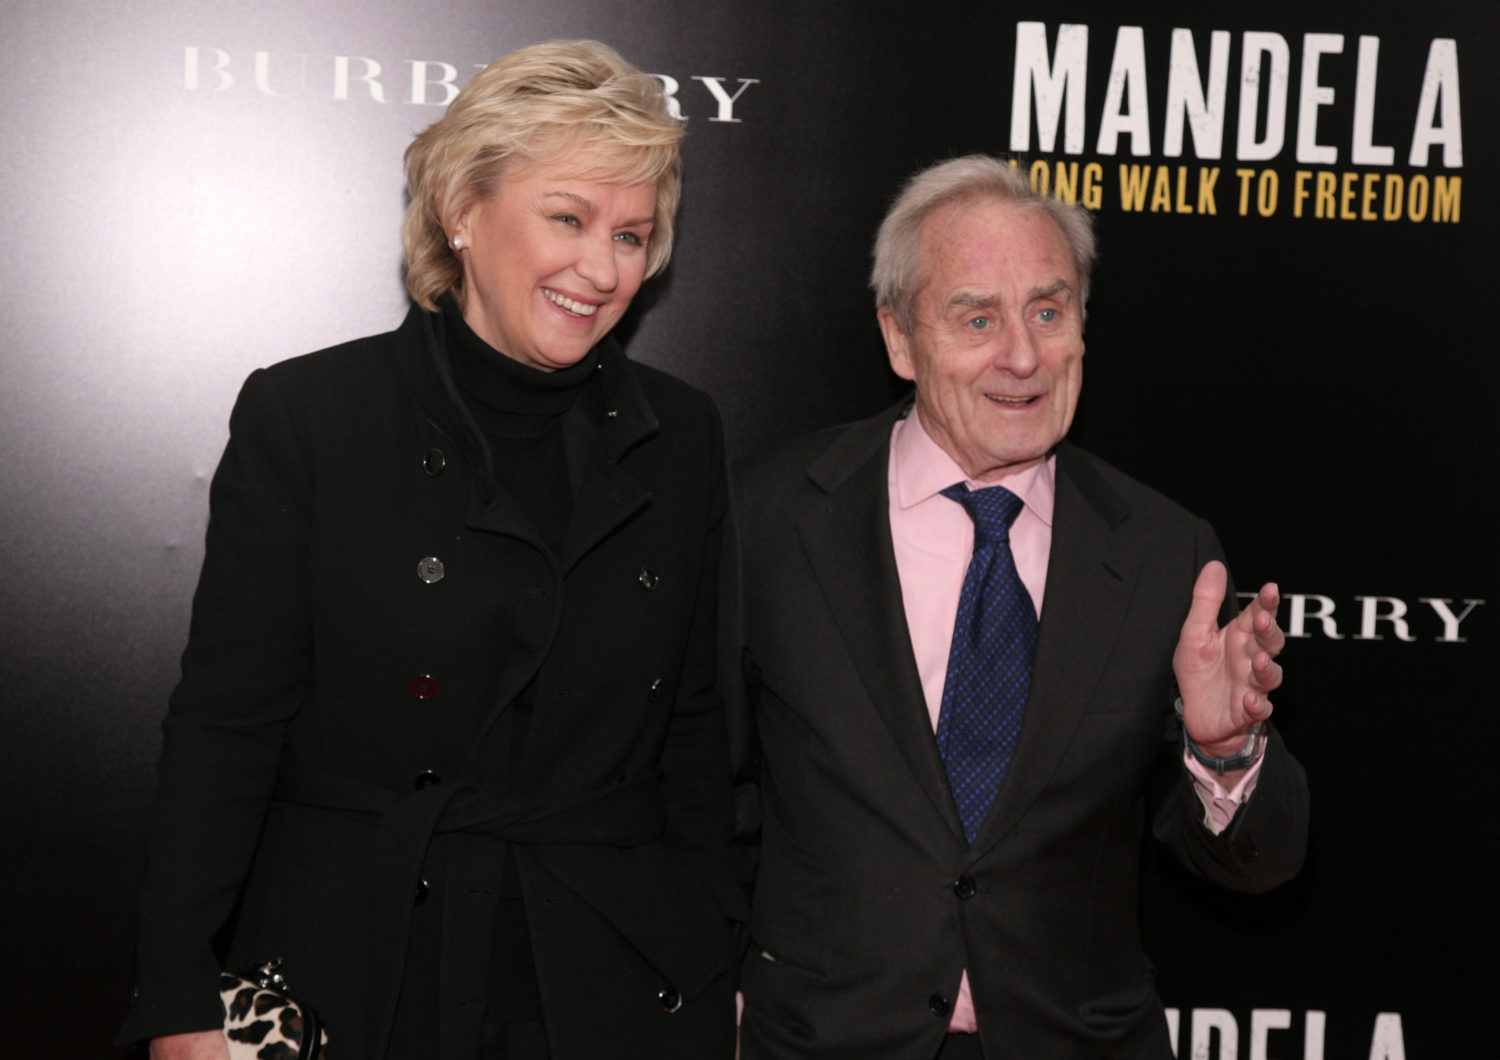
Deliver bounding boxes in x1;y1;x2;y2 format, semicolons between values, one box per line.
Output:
936;483;1038;844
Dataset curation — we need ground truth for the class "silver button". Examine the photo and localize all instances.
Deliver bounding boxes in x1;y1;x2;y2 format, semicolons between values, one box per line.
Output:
418;557;445;584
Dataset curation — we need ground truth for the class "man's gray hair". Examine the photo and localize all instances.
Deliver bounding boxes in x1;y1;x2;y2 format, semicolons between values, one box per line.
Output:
870;155;1097;333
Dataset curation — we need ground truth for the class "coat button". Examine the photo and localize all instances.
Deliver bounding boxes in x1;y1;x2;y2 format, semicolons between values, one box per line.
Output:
647;677;664;702
656;987;682;1013
423;448;446;476
410;675;439;699
1233;834;1260;862
414;878;430;903
637;568;659;591
953;875;977;900
413;770;442;790
417;557;445;584
928;993;951;1018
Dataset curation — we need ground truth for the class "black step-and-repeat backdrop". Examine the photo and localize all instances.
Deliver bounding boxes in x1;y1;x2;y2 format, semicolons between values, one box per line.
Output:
2;1;1492;1055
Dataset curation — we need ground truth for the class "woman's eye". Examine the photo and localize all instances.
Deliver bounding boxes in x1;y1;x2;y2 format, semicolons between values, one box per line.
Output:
553;213;580;227
615;231;645;247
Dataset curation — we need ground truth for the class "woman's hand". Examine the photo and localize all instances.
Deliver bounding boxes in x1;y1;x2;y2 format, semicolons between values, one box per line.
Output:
149;1030;230;1060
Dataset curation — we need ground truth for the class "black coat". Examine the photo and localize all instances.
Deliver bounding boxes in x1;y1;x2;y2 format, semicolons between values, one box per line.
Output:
121;307;742;1058
727;404;1309;1059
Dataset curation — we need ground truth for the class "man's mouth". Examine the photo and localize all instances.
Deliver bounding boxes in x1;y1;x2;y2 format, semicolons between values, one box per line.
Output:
543;288;599;317
985;393;1038;406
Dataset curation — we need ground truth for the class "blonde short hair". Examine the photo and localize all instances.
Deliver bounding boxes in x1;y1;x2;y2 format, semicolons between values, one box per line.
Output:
871;155;1097;333
402;40;684;310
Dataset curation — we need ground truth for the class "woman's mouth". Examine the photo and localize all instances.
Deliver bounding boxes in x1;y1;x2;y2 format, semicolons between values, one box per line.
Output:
543;288;599;317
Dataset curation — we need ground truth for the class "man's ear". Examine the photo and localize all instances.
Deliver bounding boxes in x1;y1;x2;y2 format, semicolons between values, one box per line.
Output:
878;306;916;382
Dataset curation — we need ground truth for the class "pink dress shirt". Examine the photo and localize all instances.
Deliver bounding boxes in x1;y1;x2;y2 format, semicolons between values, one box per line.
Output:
886;412;1260;1034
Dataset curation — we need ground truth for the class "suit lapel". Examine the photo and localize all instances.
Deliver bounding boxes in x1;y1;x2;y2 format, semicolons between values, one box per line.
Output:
795;407;967;845
969;442;1141;857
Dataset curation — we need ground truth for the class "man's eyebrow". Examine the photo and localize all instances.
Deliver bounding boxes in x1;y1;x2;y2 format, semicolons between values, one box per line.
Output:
1028;280;1071;301
948;281;1071;311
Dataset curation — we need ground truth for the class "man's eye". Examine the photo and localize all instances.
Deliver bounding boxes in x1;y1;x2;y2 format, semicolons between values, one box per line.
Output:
1036;308;1058;324
965;316;991;331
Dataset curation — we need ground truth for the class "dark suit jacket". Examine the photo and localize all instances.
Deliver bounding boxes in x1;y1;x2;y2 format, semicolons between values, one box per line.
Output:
121;307;741;1059
728;402;1308;1059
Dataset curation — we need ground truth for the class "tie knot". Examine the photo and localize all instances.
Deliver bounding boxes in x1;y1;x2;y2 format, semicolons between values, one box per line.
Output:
941;483;1025;543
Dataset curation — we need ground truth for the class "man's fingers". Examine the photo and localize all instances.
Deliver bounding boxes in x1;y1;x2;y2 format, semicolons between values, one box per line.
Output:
1241;690;1274;722
1250;651;1283;693
1185;560;1228;635
1249;583;1287;656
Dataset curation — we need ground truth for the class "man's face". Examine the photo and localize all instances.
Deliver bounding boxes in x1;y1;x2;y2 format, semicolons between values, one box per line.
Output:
880;197;1085;483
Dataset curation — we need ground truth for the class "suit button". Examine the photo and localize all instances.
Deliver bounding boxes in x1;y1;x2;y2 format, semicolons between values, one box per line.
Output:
417;556;445;584
423;448;446;476
414;878;430;903
410;675;439;699
953;875;977;900
637;567;659;591
413;770;442;790
656;987;682;1013
647;677;664;702
928;993;951;1018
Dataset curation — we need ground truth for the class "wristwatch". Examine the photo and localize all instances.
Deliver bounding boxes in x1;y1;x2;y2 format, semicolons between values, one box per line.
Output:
1174;697;1267;774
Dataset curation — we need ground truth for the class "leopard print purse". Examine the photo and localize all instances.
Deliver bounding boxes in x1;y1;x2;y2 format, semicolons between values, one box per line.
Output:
219;960;328;1060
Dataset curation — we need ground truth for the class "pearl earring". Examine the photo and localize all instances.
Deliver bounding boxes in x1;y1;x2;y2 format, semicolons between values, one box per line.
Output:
452;235;464;250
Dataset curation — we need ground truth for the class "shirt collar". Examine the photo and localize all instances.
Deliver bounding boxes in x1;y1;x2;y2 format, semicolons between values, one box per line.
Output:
890;408;1057;528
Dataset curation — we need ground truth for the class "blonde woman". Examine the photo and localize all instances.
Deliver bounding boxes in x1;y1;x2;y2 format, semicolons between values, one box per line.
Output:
122;40;740;1060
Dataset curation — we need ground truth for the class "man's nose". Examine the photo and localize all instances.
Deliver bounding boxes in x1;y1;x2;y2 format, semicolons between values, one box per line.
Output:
990;316;1040;376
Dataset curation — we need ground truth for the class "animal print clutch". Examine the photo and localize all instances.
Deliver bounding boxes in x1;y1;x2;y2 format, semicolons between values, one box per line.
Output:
218;960;328;1060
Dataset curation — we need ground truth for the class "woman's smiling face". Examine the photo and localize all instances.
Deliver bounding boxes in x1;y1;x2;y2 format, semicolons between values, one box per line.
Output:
454;159;657;371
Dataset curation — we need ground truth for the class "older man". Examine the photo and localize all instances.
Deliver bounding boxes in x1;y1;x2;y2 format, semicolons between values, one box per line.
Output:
728;156;1308;1059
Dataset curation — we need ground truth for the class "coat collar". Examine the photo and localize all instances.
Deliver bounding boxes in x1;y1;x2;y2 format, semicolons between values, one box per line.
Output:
392;303;659;573
555;344;658;570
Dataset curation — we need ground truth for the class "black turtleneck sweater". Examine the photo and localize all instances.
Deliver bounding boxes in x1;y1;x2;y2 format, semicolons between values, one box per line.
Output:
438;294;601;552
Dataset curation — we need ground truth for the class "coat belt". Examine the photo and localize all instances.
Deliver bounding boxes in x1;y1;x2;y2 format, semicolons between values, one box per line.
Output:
271;749;670;1058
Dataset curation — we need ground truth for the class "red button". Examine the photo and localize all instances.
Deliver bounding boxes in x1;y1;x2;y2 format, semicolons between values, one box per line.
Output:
410;675;438;699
